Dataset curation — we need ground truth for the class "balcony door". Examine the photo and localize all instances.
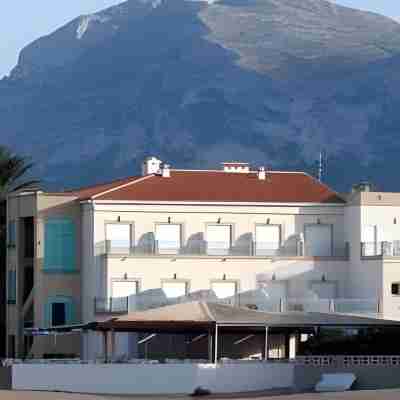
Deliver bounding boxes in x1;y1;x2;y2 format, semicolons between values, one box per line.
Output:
106;223;132;254
207;225;232;255
111;280;139;298
155;224;181;254
304;224;332;257
255;225;280;256
362;225;377;256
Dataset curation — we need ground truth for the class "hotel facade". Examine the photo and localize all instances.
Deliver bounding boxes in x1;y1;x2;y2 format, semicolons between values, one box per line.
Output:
6;157;400;358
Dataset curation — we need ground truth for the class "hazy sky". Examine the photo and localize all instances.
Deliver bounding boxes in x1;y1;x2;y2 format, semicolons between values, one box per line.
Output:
1;0;400;78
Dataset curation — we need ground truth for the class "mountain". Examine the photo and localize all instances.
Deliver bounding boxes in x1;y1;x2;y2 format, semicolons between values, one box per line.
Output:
2;0;400;191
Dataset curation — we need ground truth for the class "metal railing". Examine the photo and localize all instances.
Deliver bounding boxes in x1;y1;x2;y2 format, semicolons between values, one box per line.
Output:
103;240;349;258
94;297;129;314
361;241;400;257
94;292;379;316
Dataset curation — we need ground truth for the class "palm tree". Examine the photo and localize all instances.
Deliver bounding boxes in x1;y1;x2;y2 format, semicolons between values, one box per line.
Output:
0;146;39;357
0;146;39;199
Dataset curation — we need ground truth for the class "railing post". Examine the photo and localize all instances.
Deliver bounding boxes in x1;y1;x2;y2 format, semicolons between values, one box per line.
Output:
126;296;129;312
360;242;364;258
110;297;113;313
329;299;335;313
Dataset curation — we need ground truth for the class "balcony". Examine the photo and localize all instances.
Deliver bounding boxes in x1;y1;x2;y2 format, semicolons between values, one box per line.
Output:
103;240;349;259
361;241;400;258
94;292;379;317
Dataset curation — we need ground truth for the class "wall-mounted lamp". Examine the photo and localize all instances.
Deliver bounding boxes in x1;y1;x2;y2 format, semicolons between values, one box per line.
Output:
173;273;177;280
168;217;171;224
321;274;326;282
124;273;128;280
266;218;270;225
171;258;177;262
317;218;321;225
117;216;121;222
395;218;397;225
222;274;226;281
221;258;227;262
217;218;221;224
271;273;276;281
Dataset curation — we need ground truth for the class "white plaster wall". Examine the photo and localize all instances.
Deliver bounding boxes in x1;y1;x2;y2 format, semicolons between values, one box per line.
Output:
382;260;400;320
12;363;294;394
105;257;349;300
360;205;400;242
92;203;345;254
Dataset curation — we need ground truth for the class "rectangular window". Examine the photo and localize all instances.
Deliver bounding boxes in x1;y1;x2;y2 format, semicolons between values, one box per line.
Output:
211;281;238;299
392;283;400;296
155;224;181;254
52;303;66;326
106;223;132;254
8;221;16;247
207;225;232;255
44;219;76;272
255;225;281;256
24;217;34;258
7;270;16;304
162;281;188;298
111;280;139;298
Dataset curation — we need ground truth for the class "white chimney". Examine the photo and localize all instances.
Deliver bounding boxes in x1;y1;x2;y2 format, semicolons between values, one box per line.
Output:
222;162;250;173
162;164;171;178
142;156;162;176
258;166;266;180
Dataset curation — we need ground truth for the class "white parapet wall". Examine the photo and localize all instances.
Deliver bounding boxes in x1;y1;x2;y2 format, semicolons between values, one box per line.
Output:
12;362;294;395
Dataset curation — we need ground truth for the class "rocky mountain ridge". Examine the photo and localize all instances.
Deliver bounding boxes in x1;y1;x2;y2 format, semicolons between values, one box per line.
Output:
2;0;400;190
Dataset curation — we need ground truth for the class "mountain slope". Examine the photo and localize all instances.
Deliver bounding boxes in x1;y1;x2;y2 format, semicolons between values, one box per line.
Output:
2;0;400;190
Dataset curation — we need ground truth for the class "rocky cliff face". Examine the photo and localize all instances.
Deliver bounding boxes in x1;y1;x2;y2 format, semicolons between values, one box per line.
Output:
2;0;400;190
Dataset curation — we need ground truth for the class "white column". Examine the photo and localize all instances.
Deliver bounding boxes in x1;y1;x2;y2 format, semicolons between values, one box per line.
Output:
214;324;218;364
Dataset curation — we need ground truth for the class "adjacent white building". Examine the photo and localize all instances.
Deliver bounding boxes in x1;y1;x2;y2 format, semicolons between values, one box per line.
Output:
6;157;400;359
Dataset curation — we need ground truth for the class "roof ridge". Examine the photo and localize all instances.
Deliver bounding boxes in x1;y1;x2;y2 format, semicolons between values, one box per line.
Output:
171;169;308;175
200;301;216;322
64;175;138;193
91;174;154;199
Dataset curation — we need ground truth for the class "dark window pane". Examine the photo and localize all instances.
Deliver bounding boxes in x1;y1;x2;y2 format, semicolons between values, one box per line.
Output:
392;284;400;295
52;303;66;326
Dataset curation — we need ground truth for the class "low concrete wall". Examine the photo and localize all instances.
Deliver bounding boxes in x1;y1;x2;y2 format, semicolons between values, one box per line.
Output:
294;365;400;391
12;362;294;395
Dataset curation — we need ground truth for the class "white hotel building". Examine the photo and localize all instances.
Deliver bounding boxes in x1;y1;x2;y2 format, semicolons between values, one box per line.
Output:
6;157;400;358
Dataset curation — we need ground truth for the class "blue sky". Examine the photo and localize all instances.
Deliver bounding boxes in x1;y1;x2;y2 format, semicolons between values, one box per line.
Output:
1;0;400;77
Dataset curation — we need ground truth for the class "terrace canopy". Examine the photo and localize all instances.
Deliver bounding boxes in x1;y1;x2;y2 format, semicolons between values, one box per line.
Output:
96;301;400;332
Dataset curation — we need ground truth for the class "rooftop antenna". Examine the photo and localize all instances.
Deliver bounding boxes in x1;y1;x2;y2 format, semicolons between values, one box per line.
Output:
318;150;327;182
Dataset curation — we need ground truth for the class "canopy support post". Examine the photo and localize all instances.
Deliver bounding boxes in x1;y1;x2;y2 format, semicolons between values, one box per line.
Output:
264;326;269;361
214;324;219;364
103;331;109;363
208;331;213;363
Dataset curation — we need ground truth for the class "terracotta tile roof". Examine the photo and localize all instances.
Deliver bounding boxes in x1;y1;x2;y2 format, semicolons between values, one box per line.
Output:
63;176;141;200
91;170;345;204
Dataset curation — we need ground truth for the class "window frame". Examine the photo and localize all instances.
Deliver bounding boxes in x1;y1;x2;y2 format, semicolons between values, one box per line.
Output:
210;279;240;299
45;296;76;328
110;278;141;298
154;222;184;254
391;282;400;296
254;223;282;256
205;223;234;256
303;223;334;257
43;218;77;273
105;221;135;254
161;278;190;298
8;220;16;248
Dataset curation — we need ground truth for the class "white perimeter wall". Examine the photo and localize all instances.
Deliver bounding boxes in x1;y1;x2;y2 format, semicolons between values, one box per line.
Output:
12;363;294;395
